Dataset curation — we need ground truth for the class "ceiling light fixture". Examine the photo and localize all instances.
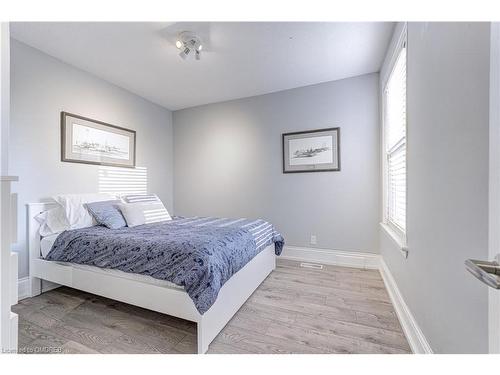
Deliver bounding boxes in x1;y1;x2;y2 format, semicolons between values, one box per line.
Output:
175;31;203;61
179;47;191;60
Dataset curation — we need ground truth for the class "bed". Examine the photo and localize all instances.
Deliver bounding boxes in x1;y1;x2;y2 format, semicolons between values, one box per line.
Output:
27;202;283;353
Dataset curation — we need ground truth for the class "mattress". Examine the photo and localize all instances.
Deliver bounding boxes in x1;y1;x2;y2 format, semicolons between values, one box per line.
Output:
40;233;183;290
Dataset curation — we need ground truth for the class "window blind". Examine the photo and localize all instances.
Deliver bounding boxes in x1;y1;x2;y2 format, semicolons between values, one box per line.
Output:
384;43;407;233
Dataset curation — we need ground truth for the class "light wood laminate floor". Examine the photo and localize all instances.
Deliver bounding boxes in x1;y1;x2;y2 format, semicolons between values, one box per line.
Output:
13;259;411;354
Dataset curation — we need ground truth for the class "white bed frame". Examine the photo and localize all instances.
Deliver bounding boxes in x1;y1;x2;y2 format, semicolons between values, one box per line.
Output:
27;202;276;354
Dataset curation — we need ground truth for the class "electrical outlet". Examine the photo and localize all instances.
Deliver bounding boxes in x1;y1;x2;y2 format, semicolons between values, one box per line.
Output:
310;235;317;245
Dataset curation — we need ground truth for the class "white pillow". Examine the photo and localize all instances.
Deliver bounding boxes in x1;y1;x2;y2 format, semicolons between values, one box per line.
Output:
119;201;172;227
53;193;115;229
35;206;70;237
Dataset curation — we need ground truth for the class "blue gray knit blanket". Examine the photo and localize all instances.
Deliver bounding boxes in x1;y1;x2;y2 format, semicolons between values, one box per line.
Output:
45;217;284;314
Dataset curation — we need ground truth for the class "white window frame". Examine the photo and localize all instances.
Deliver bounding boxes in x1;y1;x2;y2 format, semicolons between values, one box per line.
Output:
381;25;408;256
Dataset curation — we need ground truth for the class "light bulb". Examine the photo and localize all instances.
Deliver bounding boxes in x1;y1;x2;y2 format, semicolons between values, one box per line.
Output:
175;40;183;49
197;44;203;51
179;47;190;60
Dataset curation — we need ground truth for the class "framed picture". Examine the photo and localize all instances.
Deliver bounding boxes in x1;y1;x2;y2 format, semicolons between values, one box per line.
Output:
61;112;136;168
282;127;340;173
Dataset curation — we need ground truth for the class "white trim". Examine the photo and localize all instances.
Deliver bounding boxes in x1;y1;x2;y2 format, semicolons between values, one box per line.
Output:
281;246;380;270
9;312;18;353
379;259;433;354
9;252;18;305
380;23;408;88
17;277;29;302
489;22;500;354
383;39;407;230
380;222;408;258
381;22;409;258
0;176;18;181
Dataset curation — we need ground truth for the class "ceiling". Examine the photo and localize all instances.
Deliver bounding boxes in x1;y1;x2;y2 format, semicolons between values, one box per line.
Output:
10;22;394;110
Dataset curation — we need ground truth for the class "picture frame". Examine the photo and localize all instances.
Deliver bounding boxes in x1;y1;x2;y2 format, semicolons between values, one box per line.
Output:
282;127;340;173
61;111;136;168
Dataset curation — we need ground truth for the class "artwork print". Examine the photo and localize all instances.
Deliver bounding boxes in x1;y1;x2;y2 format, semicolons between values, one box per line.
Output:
282;128;340;173
61;112;136;168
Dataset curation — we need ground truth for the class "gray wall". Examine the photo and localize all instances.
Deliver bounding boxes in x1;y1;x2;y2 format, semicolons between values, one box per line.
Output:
173;74;380;253
379;23;490;353
10;40;174;278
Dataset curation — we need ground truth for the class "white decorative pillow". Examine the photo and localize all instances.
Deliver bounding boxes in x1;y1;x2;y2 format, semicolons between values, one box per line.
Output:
35;206;70;237
53;193;115;229
119;201;172;227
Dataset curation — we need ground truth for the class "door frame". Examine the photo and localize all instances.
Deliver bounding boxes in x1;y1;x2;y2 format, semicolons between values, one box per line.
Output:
0;21;18;353
489;22;500;354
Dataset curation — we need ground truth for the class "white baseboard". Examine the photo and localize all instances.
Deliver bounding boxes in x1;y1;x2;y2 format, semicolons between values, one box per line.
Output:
17;277;60;302
281;245;380;269
9;312;18;352
12;277;62;349
17;277;30;302
280;245;433;354
379;259;433;354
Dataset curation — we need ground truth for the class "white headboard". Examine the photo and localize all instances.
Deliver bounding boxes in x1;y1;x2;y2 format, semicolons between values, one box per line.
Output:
27;202;58;255
26;202;59;295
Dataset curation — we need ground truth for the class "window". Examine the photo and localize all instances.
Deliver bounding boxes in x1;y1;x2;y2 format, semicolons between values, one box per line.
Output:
383;38;407;239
